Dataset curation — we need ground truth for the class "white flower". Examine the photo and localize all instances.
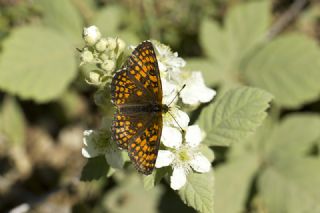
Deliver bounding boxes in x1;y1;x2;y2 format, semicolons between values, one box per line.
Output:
161;78;189;129
82;130;123;169
152;41;186;81
180;71;216;105
156;125;213;190
83;25;101;46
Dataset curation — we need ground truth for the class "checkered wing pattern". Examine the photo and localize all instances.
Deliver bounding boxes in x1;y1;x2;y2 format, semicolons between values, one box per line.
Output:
125;41;163;103
111;67;153;106
111;111;150;150
128;114;162;174
111;41;163;175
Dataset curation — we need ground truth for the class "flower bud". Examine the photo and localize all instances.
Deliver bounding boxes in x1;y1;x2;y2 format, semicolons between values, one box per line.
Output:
117;38;126;53
101;60;115;72
106;37;117;51
95;38;107;52
80;50;94;64
83;26;101;46
88;71;101;85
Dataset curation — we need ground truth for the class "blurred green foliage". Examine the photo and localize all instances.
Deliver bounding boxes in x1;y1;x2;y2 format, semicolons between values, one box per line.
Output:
0;0;320;213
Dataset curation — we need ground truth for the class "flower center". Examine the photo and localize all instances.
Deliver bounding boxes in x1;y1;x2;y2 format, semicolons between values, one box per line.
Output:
177;147;191;162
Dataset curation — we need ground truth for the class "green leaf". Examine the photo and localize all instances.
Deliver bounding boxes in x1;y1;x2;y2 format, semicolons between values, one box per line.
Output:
262;114;320;159
0;97;26;145
215;155;259;213
244;34;320;108
94;5;123;37
80;155;109;181
34;0;83;44
186;58;224;86
200;1;270;72
0;26;77;102
143;167;169;191
259;158;320;213
178;172;214;213
198;87;273;146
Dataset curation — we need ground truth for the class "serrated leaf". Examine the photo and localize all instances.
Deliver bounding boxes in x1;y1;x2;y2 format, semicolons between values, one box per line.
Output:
186;58;224;86
178;172;214;213
200;1;270;72
198;87;273;146
80;156;109;181
0;97;26;145
259;158;320;213
244;34;320;108
215;155;259;213
94;5;123;37
34;0;83;44
263;114;320;159
0;26;77;102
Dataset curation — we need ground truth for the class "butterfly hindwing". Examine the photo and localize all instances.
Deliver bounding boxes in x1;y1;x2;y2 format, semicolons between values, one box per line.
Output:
128;113;163;174
111;111;151;150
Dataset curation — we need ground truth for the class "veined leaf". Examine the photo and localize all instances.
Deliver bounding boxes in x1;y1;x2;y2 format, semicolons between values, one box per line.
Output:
0;26;77;102
259;158;320;213
34;0;83;44
244;34;320;108
0;97;26;145
178;172;214;213
198;87;273;146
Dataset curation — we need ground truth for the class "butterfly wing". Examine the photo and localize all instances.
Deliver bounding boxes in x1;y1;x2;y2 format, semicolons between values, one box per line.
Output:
111;110;151;150
125;41;163;104
111;67;153;106
128;112;163;175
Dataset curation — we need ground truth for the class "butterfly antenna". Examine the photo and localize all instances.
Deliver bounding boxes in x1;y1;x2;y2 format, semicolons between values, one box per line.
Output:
167;111;185;133
167;84;186;107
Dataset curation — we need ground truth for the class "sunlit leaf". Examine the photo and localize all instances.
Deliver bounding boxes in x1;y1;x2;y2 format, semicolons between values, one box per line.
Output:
34;0;83;44
0;97;26;145
178;172;214;213
244;34;320;108
0;26;77;102
198;87;273;146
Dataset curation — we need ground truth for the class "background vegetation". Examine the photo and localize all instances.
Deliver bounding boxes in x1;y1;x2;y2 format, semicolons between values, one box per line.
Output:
0;0;320;212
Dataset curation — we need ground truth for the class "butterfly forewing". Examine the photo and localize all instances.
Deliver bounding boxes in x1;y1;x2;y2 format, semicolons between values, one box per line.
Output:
125;41;163;103
111;41;164;175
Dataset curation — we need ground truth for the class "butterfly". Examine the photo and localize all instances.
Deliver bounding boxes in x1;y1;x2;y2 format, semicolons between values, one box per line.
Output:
110;41;168;175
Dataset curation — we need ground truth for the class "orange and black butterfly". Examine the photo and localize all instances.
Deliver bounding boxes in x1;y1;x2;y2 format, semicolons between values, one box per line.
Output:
111;41;168;175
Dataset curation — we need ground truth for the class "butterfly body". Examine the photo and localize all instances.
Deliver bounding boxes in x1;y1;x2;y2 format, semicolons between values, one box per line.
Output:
110;41;165;175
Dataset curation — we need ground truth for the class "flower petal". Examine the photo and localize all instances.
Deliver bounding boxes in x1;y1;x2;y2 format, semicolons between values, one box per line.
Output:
185;125;202;147
162;78;177;105
190;153;211;173
161;126;182;148
180;72;216;105
173;109;190;129
170;167;187;190
155;150;175;168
